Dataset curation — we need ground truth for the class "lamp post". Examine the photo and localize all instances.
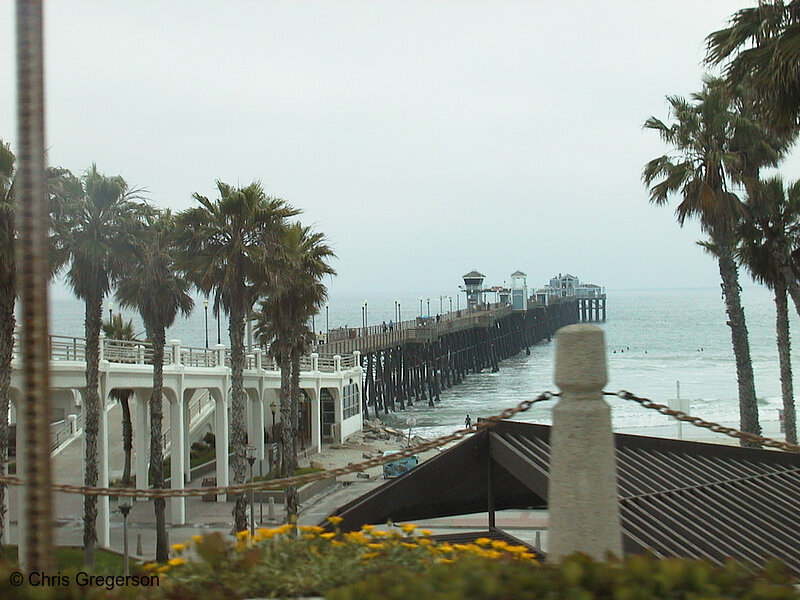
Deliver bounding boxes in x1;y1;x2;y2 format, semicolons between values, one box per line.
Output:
419;298;423;318
203;300;209;349
448;296;453;313
216;305;221;345
439;295;443;314
119;501;132;576
107;301;113;323
247;445;256;535
325;304;329;338
427;298;430;318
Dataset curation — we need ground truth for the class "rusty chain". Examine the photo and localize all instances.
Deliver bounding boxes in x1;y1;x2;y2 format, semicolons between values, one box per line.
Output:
608;390;800;453
0;391;557;498
3;388;795;499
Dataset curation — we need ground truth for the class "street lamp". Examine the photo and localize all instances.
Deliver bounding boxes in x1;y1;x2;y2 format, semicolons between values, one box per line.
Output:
119;501;132;576
247;445;257;536
419;298;423;318
107;301;113;323
269;401;278;465
203;300;209;349
427;298;430;318
325;304;329;338
448;296;453;313
216;305;221;345
439;295;443;314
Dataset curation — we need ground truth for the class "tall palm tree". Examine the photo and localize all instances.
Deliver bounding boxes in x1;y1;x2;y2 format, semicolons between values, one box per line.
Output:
52;164;148;565
116;209;193;563
643;77;777;442
255;223;334;520
738;176;800;443
101;313;138;487
0;143;76;549
0;141;15;548
707;0;800;132
175;181;297;532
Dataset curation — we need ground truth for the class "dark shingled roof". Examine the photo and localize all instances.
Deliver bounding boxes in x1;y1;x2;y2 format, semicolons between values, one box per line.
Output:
463;270;485;279
324;420;800;572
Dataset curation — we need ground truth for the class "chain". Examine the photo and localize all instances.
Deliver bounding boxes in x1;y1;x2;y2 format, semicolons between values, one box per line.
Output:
609;390;800;453
0;392;558;498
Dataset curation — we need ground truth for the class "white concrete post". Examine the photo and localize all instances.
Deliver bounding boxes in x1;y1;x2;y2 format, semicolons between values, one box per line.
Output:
67;413;77;435
169;399;186;524
215;344;226;368
254;348;262;370
353;350;361;368
15;414;26;558
334;355;341;372
169;339;181;365
311;387;321;453
98;332;106;361
136;344;144;364
255;398;265;461
98;395;110;547
213;397;229;502
182;399;191;483
134;391;149;500
548;324;622;561
311;352;319;372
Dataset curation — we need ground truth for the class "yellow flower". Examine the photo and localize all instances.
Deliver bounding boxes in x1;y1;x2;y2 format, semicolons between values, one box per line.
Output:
345;531;367;543
361;524;375;533
143;562;157;572
436;543;454;553
490;540;508;550
418;538;433;546
400;523;417;534
167;557;186;567
331;540;346;547
370;530;388;537
320;532;336;539
191;535;204;544
474;537;492;546
419;529;433;536
401;542;418;549
361;552;380;560
236;530;250;541
299;525;324;534
327;515;344;525
171;543;186;554
157;566;169;574
367;543;384;550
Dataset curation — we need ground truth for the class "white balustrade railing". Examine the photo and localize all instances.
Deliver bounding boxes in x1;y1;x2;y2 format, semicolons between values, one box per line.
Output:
25;333;359;373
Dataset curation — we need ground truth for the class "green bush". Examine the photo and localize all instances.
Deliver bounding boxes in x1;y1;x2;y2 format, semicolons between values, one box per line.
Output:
328;553;800;600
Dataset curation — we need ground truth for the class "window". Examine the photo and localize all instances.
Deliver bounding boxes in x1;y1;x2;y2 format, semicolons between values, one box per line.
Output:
343;384;360;419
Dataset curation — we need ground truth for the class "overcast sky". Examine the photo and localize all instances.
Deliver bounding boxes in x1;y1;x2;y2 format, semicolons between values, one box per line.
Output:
3;0;797;299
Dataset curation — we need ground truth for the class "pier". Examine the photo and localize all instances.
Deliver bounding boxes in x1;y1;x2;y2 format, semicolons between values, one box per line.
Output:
317;297;579;419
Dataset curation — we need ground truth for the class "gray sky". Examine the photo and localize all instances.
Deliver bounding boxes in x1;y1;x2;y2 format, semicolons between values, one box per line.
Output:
3;0;796;298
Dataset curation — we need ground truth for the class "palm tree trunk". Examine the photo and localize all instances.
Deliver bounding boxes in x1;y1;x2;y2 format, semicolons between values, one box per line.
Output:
119;390;133;487
148;327;168;563
775;278;796;444
285;349;301;521
228;304;248;533
83;293;103;565
0;284;14;549
717;248;761;444
278;352;291;478
778;263;800;318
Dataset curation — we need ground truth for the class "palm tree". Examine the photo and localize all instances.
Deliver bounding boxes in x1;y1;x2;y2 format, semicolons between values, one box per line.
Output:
102;313;138;487
255;223;334;520
643;78;776;442
52;164;148;565
738;176;800;443
0;141;14;548
175;181;297;532
0;143;76;548
706;0;800;132
116;209;193;563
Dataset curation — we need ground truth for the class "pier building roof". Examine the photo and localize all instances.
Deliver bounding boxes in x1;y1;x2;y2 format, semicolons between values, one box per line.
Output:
324;420;800;573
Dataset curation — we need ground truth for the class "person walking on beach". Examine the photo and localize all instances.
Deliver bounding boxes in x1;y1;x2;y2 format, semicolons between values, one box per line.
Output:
465;414;472;428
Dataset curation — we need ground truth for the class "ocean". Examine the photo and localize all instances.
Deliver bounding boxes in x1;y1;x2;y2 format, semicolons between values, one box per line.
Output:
46;286;798;442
